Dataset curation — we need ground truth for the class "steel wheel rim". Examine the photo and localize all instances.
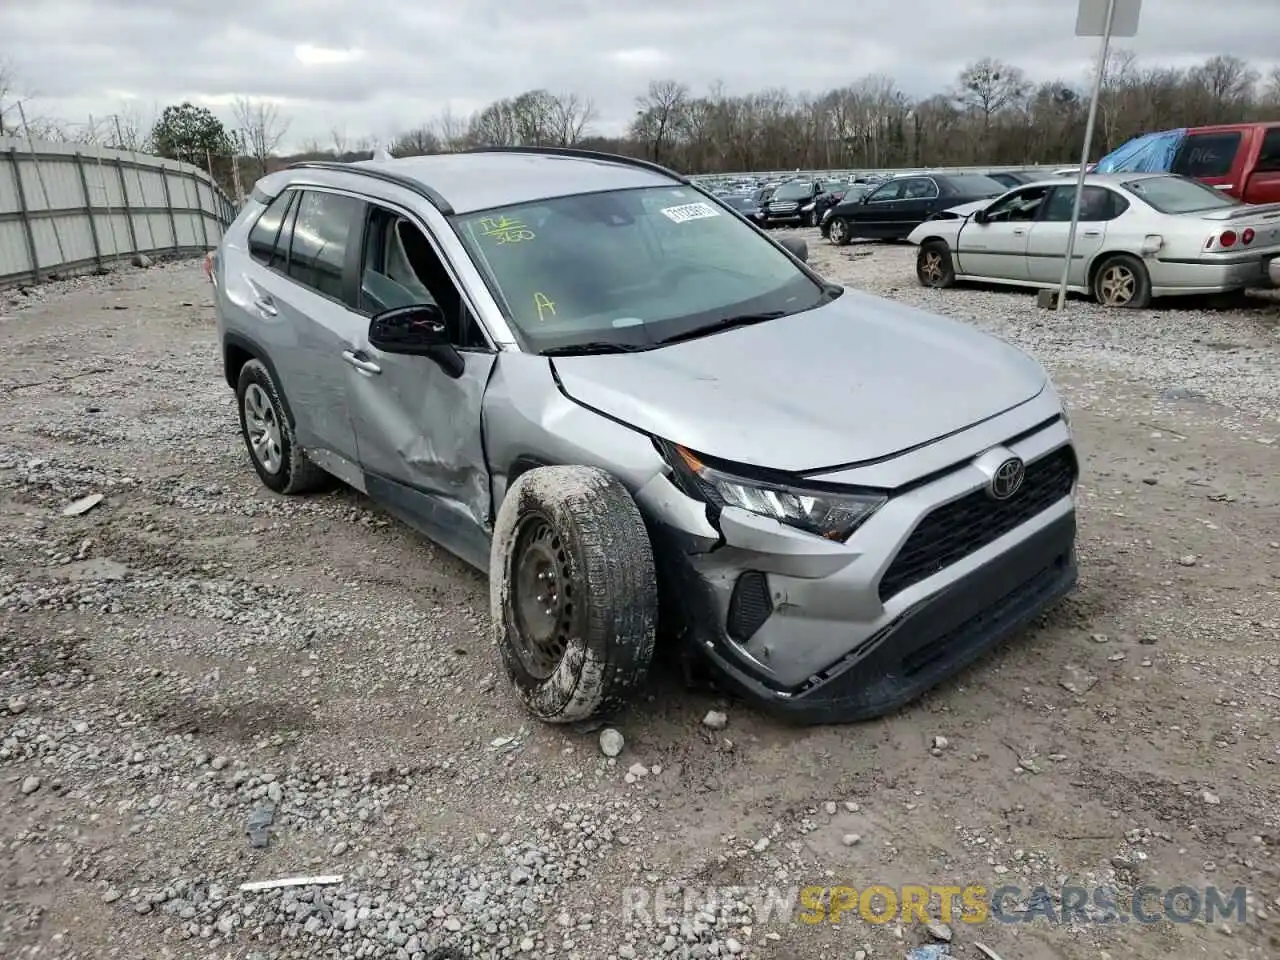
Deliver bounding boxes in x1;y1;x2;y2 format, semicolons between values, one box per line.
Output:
921;251;944;283
830;220;846;242
510;515;575;680
1099;264;1136;306
243;383;283;474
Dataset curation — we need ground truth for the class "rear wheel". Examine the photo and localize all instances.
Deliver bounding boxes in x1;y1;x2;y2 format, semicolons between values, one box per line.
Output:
828;217;851;246
490;466;657;723
1092;254;1152;308
916;241;956;288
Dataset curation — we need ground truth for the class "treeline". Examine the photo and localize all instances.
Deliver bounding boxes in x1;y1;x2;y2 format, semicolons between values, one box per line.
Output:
6;53;1280;183
303;53;1280;173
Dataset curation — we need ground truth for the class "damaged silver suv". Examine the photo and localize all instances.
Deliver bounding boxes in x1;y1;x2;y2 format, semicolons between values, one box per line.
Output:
211;147;1079;725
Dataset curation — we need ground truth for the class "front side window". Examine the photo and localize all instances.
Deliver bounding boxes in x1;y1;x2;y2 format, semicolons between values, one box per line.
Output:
984;186;1050;222
867;181;905;202
287;191;366;300
451;186;825;353
1123;175;1239;214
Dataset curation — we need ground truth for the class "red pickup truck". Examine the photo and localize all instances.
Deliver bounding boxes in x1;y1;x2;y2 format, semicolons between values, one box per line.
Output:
1170;121;1280;203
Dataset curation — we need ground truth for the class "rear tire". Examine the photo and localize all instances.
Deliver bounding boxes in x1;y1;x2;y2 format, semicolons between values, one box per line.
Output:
1092;253;1152;308
235;359;329;495
490;466;657;723
828;217;851;246
916;241;956;288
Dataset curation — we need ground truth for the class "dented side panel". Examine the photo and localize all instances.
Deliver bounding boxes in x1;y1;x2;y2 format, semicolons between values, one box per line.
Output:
346;347;496;531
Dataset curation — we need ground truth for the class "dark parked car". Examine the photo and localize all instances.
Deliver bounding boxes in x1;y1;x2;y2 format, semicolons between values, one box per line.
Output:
720;192;766;225
821;174;1008;244
762;179;825;227
984;170;1046;189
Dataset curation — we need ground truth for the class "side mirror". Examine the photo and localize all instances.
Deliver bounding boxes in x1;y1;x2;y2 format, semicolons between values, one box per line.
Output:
779;236;808;263
972;209;989;224
368;304;464;378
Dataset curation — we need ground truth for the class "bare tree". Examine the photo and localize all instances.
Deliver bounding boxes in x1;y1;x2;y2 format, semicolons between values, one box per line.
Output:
0;57;15;137
632;80;689;163
391;126;441;157
548;92;596;145
233;96;291;176
954;58;1031;133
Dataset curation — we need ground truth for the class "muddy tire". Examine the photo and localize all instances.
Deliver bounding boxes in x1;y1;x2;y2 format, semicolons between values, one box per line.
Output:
235;359;329;495
490;466;657;723
916;241;956;288
828;217;851;246
1092;253;1151;309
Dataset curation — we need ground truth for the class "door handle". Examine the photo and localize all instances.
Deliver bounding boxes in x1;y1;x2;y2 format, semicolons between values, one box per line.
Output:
252;296;277;317
1083;230;1101;237
341;350;381;375
1012;228;1026;235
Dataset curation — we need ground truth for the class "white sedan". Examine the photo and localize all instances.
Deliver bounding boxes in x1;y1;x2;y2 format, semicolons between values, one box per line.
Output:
906;173;1280;307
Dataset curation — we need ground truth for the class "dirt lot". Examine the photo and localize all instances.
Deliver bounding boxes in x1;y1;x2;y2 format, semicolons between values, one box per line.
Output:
1;236;1278;960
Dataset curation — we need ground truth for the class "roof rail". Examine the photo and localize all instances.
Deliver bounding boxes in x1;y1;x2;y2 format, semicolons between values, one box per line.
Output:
460;146;689;184
287;160;454;215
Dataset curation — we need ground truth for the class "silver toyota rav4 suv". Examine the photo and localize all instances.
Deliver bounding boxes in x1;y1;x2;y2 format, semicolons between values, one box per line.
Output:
211;147;1079;726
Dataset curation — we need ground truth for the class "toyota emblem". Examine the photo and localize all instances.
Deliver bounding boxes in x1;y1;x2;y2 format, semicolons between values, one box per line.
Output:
988;457;1025;500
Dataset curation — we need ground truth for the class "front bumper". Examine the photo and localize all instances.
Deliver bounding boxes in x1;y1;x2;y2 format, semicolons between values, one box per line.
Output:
653;412;1078;724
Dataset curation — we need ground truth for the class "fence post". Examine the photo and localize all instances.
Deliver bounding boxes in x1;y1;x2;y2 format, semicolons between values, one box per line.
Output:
8;147;41;283
160;165;180;252
113;154;140;254
73;152;104;271
191;170;211;249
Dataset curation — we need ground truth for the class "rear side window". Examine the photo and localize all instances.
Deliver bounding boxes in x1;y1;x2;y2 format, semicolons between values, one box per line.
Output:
248;191;295;266
1172;132;1241;178
1042;186;1128;222
287;191;366;300
1256;128;1280;173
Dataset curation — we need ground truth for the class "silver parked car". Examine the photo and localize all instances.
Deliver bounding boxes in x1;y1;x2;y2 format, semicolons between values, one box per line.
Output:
210;148;1080;726
907;173;1280;307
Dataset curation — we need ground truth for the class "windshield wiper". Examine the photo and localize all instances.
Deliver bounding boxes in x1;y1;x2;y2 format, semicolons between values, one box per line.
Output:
657;311;786;345
540;341;651;356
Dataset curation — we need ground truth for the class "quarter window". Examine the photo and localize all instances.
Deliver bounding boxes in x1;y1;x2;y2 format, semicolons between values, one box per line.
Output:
287;191;365;300
248;190;295;267
1172;132;1241;179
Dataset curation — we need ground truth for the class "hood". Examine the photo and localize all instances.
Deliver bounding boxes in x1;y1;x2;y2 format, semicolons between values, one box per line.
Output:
941;198;990;218
551;290;1047;472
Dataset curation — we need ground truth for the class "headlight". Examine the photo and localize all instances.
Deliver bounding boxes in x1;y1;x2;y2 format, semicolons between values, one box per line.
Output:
660;442;886;542
821;209;833;222
801;202;815;212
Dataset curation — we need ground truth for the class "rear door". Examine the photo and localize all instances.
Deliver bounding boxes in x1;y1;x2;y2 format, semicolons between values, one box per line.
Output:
238;187;366;466
954;185;1049;280
1026;186;1127;285
893;178;941;237
1243;126;1280;204
1171;128;1245;196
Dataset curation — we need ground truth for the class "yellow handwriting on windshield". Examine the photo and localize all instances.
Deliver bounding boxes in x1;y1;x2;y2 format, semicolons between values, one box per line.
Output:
479;216;536;244
534;292;556;321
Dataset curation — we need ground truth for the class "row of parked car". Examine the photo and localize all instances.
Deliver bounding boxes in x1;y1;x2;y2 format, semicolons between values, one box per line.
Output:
763;167;1280;308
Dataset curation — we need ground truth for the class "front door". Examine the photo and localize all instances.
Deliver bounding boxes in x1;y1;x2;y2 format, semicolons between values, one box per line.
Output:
954;185;1051;280
1026;185;1127;285
345;205;496;571
854;179;909;238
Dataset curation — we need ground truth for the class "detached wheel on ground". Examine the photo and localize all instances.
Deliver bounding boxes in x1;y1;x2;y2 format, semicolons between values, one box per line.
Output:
1092;253;1152;308
916;241;956;289
828;217;851;246
235;359;330;494
490;465;658;723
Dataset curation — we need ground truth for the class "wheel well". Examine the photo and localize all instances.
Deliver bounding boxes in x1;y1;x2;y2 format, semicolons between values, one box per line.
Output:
1087;251;1144;290
223;342;253;390
918;236;949;249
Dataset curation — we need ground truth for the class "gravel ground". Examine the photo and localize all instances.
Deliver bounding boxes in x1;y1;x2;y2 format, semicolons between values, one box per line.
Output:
1;237;1277;960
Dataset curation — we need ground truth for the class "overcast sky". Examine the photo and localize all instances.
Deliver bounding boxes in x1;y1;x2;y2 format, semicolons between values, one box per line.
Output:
2;0;1276;149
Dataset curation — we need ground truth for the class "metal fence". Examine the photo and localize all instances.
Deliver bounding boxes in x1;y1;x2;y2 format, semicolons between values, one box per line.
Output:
0;137;238;287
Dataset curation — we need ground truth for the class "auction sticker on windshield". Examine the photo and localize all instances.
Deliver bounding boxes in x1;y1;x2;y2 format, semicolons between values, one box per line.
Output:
661;202;720;223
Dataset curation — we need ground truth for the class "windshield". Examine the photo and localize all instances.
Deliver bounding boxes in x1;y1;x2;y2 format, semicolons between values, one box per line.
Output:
1123;175;1239;214
773;182;813;200
451;186;825;353
723;195;756;210
945;175;1008;195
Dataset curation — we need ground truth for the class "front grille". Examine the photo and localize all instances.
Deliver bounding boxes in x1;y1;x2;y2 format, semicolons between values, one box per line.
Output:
878;446;1077;602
